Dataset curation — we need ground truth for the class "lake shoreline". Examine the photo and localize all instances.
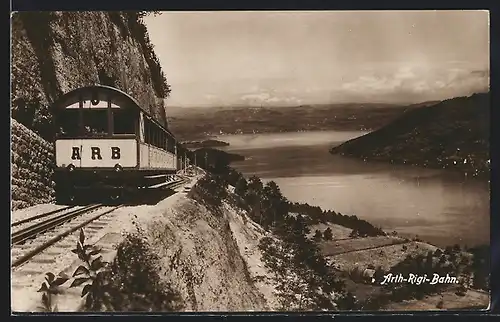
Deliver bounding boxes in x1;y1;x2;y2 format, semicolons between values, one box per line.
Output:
218;130;489;249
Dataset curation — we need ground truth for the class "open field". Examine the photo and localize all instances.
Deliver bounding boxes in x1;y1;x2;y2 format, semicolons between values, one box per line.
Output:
307;222;353;240
327;240;438;272
320;235;405;256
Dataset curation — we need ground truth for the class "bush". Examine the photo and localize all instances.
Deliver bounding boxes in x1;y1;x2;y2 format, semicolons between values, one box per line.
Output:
38;229;182;312
107;233;183;311
313;230;323;242
190;173;228;211
323;227;333;240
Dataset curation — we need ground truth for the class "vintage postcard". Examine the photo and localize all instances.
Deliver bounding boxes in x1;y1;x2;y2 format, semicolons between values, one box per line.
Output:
11;10;490;312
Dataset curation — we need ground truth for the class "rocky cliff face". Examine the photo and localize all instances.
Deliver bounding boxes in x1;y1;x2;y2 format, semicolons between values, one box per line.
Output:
135;195;269;311
11;11;170;141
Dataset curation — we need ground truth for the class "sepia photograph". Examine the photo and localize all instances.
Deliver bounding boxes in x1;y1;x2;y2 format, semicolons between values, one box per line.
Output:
10;10;490;312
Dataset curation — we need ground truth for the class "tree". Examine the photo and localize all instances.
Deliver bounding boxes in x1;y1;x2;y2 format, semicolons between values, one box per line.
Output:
247;176;263;194
373;266;385;284
226;168;244;186
234;177;248;197
137;11;162;19
313;230;323;242
261;181;288;229
323;227;333;240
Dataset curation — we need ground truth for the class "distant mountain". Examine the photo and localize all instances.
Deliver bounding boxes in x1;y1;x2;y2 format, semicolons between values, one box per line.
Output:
168;103;422;140
330;93;490;176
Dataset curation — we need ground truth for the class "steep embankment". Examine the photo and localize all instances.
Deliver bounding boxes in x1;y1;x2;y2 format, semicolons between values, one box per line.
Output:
13;186;272;312
131;194;270;311
10;11;170;209
330;93;490;176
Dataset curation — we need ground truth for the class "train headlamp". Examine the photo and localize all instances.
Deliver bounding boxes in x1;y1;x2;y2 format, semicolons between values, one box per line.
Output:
67;164;76;172
114;164;123;172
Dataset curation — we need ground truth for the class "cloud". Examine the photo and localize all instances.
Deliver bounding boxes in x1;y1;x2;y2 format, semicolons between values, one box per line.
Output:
393;66;416;80
239;92;303;106
339;66;489;99
241;93;271;101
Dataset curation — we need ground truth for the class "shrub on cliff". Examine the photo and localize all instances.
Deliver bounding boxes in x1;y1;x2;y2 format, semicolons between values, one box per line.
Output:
191;173;228;210
234;177;249;198
106;232;183;311
204;168;350;310
258;234;347;311
123;11;171;98
38;229;182;312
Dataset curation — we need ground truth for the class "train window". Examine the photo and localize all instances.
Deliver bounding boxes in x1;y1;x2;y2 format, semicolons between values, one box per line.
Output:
144;118;151;144
167;135;176;153
151;125;157;147
58;109;80;136
113;109;136;135
142;116;170;151
81;109;108;135
154;127;159;148
161;131;166;150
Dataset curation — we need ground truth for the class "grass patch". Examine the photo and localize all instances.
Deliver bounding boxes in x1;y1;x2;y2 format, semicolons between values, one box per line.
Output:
319;236;405;257
328;241;438;272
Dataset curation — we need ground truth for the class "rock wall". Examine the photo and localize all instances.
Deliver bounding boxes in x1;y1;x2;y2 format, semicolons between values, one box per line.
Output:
11;11;170;141
11;118;55;210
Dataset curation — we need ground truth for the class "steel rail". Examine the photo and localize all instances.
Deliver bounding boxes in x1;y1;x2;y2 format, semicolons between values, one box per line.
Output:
11;204;103;245
11;205;77;227
11;205;122;268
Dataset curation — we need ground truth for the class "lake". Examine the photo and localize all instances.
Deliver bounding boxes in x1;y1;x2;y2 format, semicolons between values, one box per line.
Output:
218;130;490;248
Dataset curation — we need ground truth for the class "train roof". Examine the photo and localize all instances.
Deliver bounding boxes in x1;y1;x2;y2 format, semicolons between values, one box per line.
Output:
52;85;175;137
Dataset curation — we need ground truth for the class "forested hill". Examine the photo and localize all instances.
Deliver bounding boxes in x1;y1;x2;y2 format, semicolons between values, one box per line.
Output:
330;93;490;176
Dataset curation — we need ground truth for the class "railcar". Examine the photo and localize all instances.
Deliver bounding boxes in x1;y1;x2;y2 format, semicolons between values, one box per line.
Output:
52;85;185;203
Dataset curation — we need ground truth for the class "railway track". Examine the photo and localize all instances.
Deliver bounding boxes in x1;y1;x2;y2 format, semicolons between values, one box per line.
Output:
11;205;76;228
11;177;191;269
11;204;122;268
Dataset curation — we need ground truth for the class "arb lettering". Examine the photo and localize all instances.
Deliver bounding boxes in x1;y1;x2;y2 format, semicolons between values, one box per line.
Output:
71;146;121;160
111;147;121;159
71;147;81;160
91;147;102;160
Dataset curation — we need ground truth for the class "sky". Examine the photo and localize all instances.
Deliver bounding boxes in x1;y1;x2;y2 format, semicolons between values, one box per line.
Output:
143;10;490;107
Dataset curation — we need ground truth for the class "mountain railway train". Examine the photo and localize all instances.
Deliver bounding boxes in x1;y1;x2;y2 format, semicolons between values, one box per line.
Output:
52;85;188;203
